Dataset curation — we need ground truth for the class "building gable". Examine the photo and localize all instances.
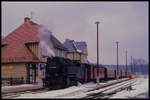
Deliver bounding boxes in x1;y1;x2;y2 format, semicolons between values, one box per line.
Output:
2;17;67;63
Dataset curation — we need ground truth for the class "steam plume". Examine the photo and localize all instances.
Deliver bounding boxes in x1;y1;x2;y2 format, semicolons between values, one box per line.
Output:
38;26;55;57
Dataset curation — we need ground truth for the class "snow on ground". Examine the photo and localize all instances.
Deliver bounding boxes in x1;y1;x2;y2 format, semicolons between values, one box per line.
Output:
14;82;96;98
13;79;126;98
2;84;34;89
110;75;149;99
2;84;42;93
10;76;149;99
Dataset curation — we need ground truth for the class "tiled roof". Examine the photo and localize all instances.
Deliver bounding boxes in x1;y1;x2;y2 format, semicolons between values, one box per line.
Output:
2;18;67;63
64;39;87;53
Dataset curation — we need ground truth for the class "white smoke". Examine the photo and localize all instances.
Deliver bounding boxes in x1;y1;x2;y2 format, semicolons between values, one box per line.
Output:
38;25;55;57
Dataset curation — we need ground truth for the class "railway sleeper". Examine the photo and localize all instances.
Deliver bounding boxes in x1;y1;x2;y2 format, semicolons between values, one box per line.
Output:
96;86;130;98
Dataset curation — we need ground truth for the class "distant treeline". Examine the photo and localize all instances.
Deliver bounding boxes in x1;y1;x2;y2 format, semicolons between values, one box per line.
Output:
103;64;149;75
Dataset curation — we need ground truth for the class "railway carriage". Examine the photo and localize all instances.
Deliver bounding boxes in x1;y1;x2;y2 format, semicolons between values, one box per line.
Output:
93;65;98;82
98;66;106;81
106;68;116;80
121;70;126;78
118;69;122;78
87;64;106;82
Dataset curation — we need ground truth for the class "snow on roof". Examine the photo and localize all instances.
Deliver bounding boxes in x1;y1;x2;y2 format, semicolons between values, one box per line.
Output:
64;39;86;53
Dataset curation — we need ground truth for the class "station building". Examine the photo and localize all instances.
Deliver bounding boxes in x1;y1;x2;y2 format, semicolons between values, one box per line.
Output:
2;17;68;84
64;39;88;63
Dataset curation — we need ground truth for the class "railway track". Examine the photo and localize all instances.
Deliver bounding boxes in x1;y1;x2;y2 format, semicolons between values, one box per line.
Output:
2;88;49;99
87;78;129;92
2;78;136;99
82;78;137;99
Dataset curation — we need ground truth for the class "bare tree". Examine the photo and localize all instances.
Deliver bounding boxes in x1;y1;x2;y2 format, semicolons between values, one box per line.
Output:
130;58;148;75
133;58;148;65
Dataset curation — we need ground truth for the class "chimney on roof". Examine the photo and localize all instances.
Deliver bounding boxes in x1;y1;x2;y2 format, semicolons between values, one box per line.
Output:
24;17;30;24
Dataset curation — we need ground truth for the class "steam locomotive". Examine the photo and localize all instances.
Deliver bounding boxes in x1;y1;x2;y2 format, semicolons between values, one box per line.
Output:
43;57;128;89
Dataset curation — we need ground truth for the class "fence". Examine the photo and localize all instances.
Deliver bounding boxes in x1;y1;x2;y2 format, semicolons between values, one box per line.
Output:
2;77;24;86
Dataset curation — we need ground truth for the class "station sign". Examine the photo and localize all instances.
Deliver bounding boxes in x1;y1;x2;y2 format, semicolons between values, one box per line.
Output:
2;66;14;70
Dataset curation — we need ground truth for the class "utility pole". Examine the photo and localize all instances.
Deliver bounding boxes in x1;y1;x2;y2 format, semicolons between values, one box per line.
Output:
132;57;135;75
131;56;133;75
95;21;100;84
128;56;133;90
126;50;128;76
116;41;119;80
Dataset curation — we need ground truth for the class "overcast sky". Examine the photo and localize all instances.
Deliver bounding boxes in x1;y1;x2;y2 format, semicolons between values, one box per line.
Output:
2;2;149;65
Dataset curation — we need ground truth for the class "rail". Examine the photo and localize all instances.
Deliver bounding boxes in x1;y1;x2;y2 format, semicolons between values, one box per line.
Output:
82;78;137;99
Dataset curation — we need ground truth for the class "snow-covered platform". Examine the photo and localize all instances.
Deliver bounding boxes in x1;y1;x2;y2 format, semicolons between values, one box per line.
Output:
2;84;43;94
